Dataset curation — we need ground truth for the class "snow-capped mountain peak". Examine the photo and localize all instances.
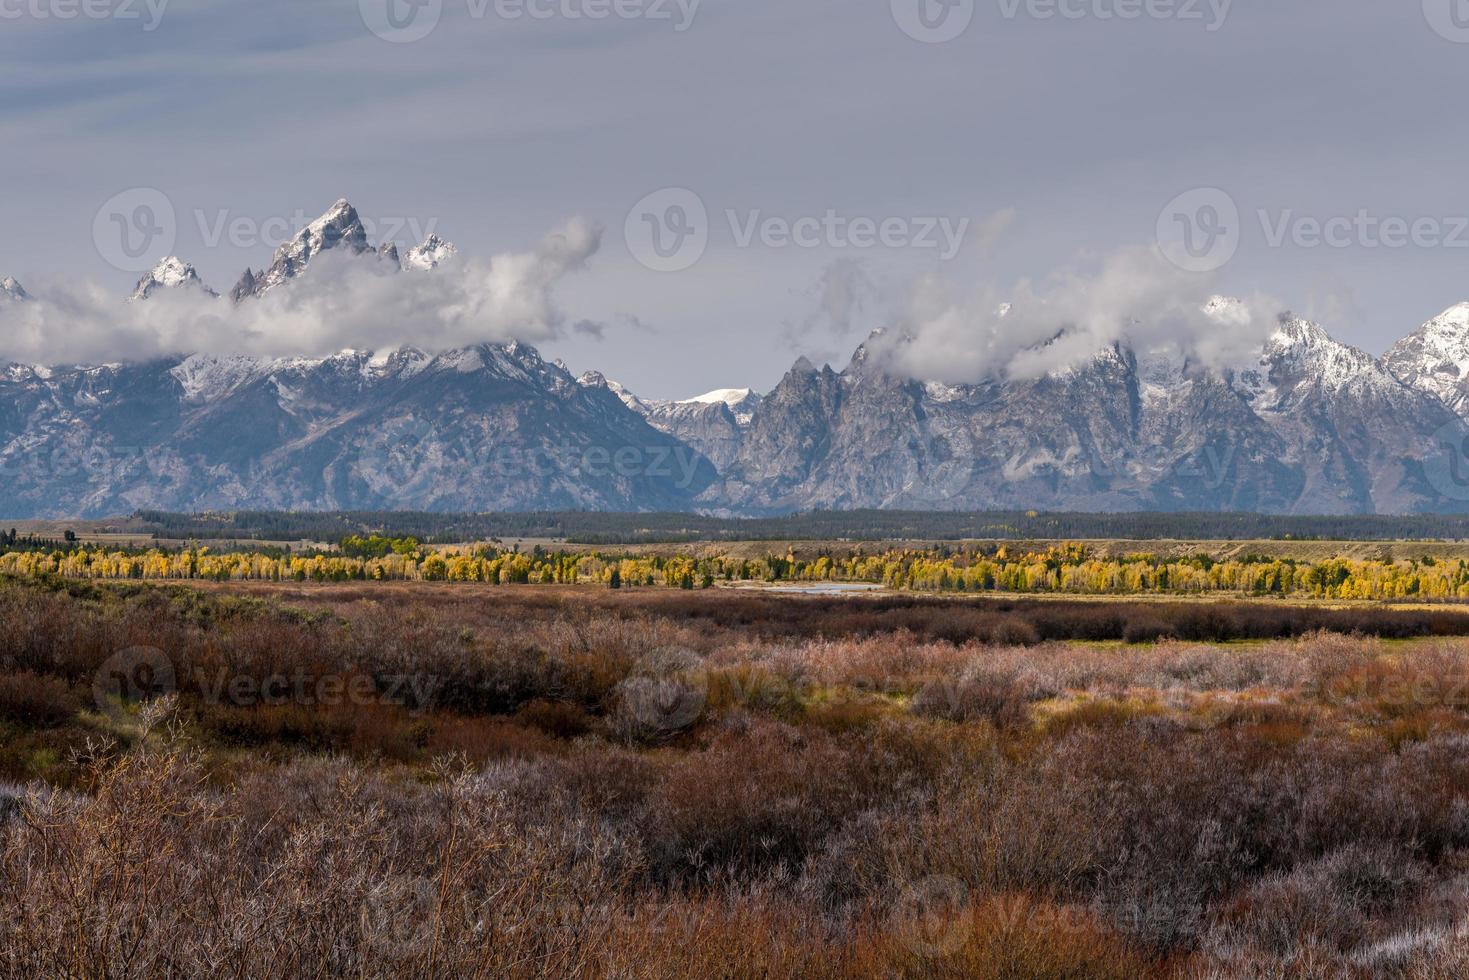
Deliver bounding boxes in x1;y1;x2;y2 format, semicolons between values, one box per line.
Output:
0;276;28;302
1381;301;1469;413
1261;313;1378;394
234;199;374;300
130;257;218;301
403;234;458;271
576;370;649;412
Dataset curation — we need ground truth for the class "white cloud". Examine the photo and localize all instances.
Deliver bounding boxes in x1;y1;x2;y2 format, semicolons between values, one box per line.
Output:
0;218;602;364
869;245;1282;384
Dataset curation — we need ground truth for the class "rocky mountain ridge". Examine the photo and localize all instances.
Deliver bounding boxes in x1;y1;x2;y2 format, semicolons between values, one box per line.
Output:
4;200;1469;517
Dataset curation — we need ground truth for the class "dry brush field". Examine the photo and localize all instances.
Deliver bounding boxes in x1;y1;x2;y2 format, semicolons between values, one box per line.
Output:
6;578;1469;976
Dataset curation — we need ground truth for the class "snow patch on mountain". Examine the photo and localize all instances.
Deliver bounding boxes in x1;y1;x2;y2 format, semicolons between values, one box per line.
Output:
679;388;763;424
170;353;270;403
682;388;753;408
1264;314;1380;392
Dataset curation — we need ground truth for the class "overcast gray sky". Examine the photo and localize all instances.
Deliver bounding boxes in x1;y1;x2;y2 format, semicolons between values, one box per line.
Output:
2;0;1467;398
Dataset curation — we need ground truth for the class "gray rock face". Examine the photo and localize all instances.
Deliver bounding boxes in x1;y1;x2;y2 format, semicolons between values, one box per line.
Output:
700;313;1464;516
0;345;717;518
641;400;748;472
228;268;260;303
1;308;1465;516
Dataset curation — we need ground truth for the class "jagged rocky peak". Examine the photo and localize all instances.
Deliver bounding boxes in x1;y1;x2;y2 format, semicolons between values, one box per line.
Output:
1262;311;1378;387
577;370;649;412
1269;311;1332;347
403;233;458;271
226;201;454;301
131;256;217;301
1382;302;1469;411
244;198;375;297
0;276;28;301
229;268;259;303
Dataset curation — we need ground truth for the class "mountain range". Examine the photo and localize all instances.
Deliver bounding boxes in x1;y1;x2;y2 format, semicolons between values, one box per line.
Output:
3;199;1469;519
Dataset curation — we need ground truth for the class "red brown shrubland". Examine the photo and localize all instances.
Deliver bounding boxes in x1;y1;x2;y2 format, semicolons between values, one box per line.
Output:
7;576;1469;976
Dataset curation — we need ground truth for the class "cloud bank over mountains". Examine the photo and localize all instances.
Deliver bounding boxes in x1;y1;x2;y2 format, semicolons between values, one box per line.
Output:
0;199;1325;391
0;210;601;365
869;246;1283;385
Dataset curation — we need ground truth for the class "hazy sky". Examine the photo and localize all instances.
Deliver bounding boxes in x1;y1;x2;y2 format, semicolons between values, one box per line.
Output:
2;0;1468;398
